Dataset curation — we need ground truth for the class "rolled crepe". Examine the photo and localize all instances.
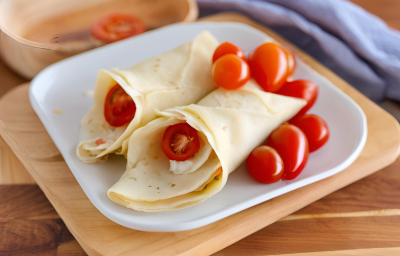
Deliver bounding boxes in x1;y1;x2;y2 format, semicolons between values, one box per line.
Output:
77;31;218;163
108;80;307;212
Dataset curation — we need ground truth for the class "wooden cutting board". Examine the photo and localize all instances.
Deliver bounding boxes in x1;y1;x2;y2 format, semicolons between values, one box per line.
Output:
1;13;400;256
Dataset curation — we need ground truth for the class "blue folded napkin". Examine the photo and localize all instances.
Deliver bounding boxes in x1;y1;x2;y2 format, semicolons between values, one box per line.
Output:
197;0;400;102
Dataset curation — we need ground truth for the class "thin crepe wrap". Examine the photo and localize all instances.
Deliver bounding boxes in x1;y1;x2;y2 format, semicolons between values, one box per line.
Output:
77;31;218;163
108;80;306;212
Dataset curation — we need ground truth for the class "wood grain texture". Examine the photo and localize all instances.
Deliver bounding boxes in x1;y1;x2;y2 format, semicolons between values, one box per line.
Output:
0;56;26;98
278;247;400;256
2;158;400;255
0;135;35;184
217;136;400;255
218;158;400;255
349;0;400;30
0;185;86;256
0;13;399;256
0;60;33;184
2;0;400;253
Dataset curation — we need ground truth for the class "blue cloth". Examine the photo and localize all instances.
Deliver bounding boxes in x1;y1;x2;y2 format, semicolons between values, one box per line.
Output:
197;0;400;102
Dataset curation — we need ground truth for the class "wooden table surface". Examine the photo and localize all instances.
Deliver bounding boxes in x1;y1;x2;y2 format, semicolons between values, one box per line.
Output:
1;1;400;255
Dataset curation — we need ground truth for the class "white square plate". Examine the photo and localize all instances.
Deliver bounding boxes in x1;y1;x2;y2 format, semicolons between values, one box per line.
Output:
30;22;367;232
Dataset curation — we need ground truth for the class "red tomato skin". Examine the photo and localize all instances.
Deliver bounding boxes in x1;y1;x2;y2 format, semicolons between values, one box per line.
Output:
275;80;318;118
212;42;246;63
92;13;145;43
212;54;250;90
267;124;309;180
283;47;296;78
290;114;330;152
162;123;200;162
248;42;289;92
104;84;136;127
246;146;284;183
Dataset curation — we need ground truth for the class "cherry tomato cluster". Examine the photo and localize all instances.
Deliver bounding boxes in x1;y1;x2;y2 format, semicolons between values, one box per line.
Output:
248;113;329;183
212;42;250;90
247;85;329;183
210;41;330;183
160;41;329;170
211;41;295;92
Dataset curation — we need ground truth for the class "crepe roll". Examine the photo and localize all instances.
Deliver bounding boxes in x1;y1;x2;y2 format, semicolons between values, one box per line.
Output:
108;80;306;212
77;31;218;163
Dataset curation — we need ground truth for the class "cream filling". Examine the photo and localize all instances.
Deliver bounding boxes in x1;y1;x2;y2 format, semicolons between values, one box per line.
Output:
169;133;212;175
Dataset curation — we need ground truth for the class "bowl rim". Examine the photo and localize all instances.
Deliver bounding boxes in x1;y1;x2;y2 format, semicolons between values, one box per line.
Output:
0;0;198;50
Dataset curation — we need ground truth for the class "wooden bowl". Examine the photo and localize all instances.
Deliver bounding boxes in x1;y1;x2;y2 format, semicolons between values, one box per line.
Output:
0;0;198;79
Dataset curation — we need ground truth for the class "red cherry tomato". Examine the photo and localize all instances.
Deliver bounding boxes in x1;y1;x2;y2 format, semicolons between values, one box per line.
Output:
246;146;284;183
290;114;330;152
104;84;136;127
212;42;246;63
267;124;309;180
92;13;145;43
212;54;250;90
275;80;319;118
283;47;296;78
248;42;289;92
162;123;200;161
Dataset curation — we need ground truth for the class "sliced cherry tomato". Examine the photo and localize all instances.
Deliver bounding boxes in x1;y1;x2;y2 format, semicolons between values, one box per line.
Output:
246;146;284;183
92;13;145;43
290;114;330;152
212;42;246;63
162;123;200;161
283;47;296;78
212;54;250;90
104;84;136;127
267;124;309;180
248;42;289;92
275;80;318;118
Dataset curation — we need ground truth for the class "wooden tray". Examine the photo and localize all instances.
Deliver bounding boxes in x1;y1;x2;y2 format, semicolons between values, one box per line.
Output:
1;13;400;256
